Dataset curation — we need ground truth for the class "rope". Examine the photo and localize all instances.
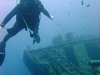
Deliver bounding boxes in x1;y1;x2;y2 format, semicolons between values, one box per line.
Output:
20;14;30;31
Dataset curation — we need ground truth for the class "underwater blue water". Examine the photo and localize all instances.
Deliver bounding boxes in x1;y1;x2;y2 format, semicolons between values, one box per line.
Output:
0;0;100;75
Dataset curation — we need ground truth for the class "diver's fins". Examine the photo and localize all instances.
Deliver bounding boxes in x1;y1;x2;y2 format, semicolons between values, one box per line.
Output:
0;42;6;66
0;51;5;66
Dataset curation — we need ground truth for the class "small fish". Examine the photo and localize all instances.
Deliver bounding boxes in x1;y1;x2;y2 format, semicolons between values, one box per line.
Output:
58;23;60;25
84;15;86;17
71;2;72;4
81;0;84;5
15;50;17;52
68;12;70;15
86;4;90;7
82;27;84;29
90;26;92;28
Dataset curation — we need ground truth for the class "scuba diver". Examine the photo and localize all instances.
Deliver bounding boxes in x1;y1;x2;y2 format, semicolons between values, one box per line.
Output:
0;0;54;66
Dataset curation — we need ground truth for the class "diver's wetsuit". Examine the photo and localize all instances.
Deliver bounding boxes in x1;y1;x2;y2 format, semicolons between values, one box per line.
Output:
0;1;52;66
1;1;51;44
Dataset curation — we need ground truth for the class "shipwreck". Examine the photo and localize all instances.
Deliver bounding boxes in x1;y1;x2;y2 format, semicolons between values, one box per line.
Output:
23;33;100;75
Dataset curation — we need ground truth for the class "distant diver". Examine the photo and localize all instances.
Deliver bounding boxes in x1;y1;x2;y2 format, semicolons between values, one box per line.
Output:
0;0;54;66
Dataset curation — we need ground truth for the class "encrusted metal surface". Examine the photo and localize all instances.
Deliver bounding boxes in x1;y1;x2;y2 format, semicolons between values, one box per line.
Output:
23;38;100;75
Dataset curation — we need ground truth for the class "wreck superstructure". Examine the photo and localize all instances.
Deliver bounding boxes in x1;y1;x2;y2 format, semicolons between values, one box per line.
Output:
23;38;100;75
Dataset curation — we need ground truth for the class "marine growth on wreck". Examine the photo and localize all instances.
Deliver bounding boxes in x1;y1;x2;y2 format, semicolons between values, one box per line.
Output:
23;33;100;75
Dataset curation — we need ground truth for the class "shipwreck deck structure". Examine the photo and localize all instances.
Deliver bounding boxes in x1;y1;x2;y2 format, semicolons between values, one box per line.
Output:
23;38;100;75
